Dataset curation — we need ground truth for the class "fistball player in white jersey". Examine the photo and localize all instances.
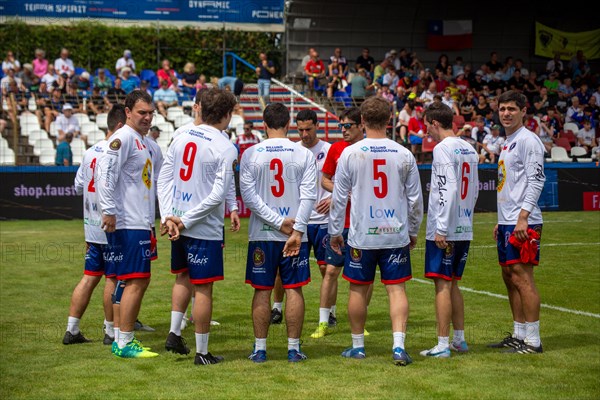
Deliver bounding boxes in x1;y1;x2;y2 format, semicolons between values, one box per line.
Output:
158;88;239;365
328;96;423;366
62;104;127;346
419;102;479;358
241;102;317;363
489;90;546;354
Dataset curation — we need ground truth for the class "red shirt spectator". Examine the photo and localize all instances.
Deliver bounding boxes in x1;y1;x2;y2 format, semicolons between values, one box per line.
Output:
305;58;325;77
236;124;261;159
157;59;178;89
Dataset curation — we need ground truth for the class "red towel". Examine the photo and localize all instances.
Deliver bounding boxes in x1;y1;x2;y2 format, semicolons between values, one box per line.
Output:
508;228;540;264
150;230;157;254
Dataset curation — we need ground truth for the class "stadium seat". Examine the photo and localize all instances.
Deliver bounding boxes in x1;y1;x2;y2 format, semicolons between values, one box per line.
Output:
0;147;16;165
87;130;106;145
173;114;193;128
95;113;108;129
73;113;90;126
140;69;156;82
570;146;593;162
152;113;166;125
74;67;87;76
28;96;38;112
555;137;571;152
39;151;56;165
80;122;98;135
453;114;466;130
26;130;49;146
422;135;438;152
550;146;572;162
49;121;58;137
167;107;185;121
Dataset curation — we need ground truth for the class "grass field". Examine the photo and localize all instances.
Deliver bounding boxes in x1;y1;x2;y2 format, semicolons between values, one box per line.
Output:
1;211;599;399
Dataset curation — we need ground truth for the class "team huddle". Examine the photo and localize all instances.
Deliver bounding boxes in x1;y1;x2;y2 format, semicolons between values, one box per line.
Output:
63;88;546;365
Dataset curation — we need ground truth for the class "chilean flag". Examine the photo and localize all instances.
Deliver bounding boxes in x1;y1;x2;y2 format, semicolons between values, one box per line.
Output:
427;20;473;51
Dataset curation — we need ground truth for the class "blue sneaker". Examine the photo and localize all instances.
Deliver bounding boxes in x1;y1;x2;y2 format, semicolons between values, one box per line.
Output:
288;348;308;362
419;346;451;358
392;347;413;366
450;340;469;353
341;346;366;359
248;348;267;363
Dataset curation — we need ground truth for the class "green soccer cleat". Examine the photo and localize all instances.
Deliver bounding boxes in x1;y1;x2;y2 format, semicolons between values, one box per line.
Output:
310;322;333;339
112;341;158;358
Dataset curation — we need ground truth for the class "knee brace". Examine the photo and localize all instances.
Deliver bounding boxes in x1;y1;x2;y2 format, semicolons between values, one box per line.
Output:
111;280;126;305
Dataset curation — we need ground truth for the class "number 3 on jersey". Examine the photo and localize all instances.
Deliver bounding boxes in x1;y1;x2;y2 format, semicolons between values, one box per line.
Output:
373;159;388;198
270;158;284;197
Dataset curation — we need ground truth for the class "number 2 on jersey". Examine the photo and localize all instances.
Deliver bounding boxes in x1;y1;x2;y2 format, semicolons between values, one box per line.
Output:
180;142;197;181
87;158;96;192
373;159;388;198
270;158;284;197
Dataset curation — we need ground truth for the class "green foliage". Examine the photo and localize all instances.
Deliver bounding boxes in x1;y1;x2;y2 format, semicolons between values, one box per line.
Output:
0;21;282;82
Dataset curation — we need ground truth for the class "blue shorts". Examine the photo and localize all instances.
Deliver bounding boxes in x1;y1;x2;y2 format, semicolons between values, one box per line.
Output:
497;224;542;267
150;227;158;261
409;135;423;145
245;241;311;290
171;236;224;284
307;224;328;266
105;229;152;281
325;228;349;267
84;242;114;277
424;240;470;281
343;245;412;285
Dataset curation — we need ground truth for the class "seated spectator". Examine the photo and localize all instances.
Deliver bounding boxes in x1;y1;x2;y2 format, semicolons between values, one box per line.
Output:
385;49;401;70
120;67;138;94
575;82;592;105
55;103;82;143
471;115;491;143
180;62;199;98
157;59;179;92
418;81;437;108
63;82;83;113
37;87;63;133
538;114;559;154
54;48;75;77
545;53;564;78
577;118;597;154
153;79;179;119
19;63;40;92
523;108;540;135
104;77;127;109
376;83;394;102
116;49;136;77
236;121;262;160
441;88;460;115
87;86;107;117
434;69;449;93
407;105;427;162
32;48;48;79
93;68;113;91
507;69;526;92
1;66;23;92
479;124;505;163
2;78;28;122
454;71;470;95
55;132;74;166
566;96;585;126
2;50;21;74
327;57;346;99
72;71;91;93
228;103;245;142
51;72;69;95
330;48;348;75
458;124;479;148
195;74;208;93
140;80;153;97
304;51;326;95
41;64;58;89
396;99;416;144
373;58;390;85
355;48;375;76
382;66;399;94
350;68;371;102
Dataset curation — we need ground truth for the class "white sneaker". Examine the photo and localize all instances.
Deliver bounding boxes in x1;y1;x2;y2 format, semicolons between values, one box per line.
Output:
420;345;451;358
180;316;188;331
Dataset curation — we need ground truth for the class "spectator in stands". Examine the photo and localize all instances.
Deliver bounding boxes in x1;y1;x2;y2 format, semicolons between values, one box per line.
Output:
35;81;51;111
373;58;390;86
1;66;23;92
586;97;599;125
181;62;199;98
153;79;179;119
140;80;153;96
93;68;113;91
72;71;91;92
385;49;400;70
545;53;564;78
435;53;450;74
377;83;394;102
419;81;437;108
469;70;485;95
577;118;597;154
350;68;372;102
32;49;48;79
104;77;126;109
19;63;40;93
330;48;348;76
407;105;426;161
355;48;375;76
471;115;491;143
566;96;585;126
507;69;526;93
538;114;559;154
458;124;478;148
227;103;245;142
514;58;529;78
485;51;503;73
327;57;346;99
304;51;327;95
523;70;541;105
52;72;69;94
195;74;208;93
542;72;560;106
116;49;136;77
236;121;262;160
532;87;550;115
217;76;244;96
523;108;540;135
396;98;416;144
54;48;75;77
382;66;399;94
157;59;179;92
434;68;449;93
2;50;21;74
301;47;316;69
55;132;73;166
398;48;414;70
452;56;465;78
500;56;515;82
441;88;459;115
120;67;138;94
36;85;61;133
396;72;416;98
55;103;82;143
87;86;107;117
63;82;83;113
575;82;592;105
2;78;28;123
148;125;161;142
41;64;58;89
255;53;275;104
479;124;505;164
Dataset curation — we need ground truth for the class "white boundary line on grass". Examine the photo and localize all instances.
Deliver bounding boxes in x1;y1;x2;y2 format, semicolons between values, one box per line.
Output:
467;242;600;249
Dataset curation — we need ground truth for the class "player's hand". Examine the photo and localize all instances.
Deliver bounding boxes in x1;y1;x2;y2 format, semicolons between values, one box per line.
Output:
434;233;447;249
230;211;241;232
159;221;169;236
283;231;302;257
101;214;116;233
493;224;499;241
280;218;295;235
166;216;185;232
330;235;344;255
165;220;180;241
316;198;331;214
409;235;418;250
514;217;529;242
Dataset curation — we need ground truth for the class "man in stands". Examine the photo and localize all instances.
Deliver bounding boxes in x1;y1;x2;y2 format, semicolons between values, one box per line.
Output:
153;79;179;119
55;103;81;143
54;48;75;78
116;50;136;77
305;51;326;95
236;121;261;160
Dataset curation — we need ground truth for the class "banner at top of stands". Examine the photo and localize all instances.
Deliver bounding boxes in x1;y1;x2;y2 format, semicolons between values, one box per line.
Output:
0;0;284;30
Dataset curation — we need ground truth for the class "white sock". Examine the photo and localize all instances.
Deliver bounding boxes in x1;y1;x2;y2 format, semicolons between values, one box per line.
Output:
288;337;300;352
67;316;80;334
514;321;526;340
437;336;450;350
453;329;465;344
273;302;283;312
118;331;133;349
255;338;267;351
104;320;114;338
352;333;365;349
114;327;120;342
319;307;330;324
330;305;337;317
170;311;185;336
393;332;406;349
195;332;209;354
525;321;541;347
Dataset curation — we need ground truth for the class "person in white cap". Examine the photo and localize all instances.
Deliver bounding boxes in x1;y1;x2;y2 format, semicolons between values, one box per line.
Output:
56;103;81;143
116;50;136;77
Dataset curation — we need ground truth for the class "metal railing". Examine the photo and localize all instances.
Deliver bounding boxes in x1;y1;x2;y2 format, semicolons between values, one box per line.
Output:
223;52;257;77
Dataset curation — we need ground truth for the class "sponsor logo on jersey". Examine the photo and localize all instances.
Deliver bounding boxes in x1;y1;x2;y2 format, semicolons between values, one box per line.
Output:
497;160;506;192
109;138;121;150
257;147;265;152
445;242;454;258
317;151;325;160
253;247;265;267
350;248;362;262
321;234;329;248
142;158;152;189
388;253;407;265
509;142;517;151
360;146;369;152
188;254;209;266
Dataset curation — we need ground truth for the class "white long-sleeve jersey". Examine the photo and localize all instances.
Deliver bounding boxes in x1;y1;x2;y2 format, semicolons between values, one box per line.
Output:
172;121;238;213
74;140;108;244
157;125;238;240
97;125;153;231
426;136;479;241
240;137;317;242
497;126;546;225
302;140;331;225
328;138;423;249
145;137;163;226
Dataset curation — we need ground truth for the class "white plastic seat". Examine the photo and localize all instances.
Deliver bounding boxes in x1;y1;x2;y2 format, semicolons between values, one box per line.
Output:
73;112;90;125
87;130;106;144
0;147;16;165
167;107;185;121
570;146;593;162
563;122;579;133
550;146;572;162
39;150;56;165
173;114;193;128
95;113;108;129
152;113;166;125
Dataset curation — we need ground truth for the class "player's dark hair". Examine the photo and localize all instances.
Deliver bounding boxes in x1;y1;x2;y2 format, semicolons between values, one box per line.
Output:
263;102;290;130
423;102;454;129
497;90;527;110
124;90;153;111
339;107;361;124
107;104;127;132
201;88;237;125
296;109;318;124
360;97;391;130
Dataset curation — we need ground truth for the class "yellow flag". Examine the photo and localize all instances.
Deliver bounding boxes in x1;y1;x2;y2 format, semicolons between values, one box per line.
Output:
535;22;600;60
